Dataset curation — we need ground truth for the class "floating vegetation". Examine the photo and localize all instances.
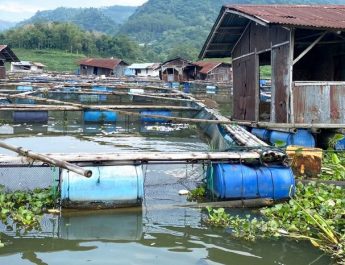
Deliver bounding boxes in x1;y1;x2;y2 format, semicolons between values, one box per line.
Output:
187;185;206;202
206;182;345;264
321;151;345;181
0;187;57;232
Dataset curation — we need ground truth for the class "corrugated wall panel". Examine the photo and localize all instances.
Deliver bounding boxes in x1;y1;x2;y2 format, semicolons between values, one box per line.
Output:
293;83;345;124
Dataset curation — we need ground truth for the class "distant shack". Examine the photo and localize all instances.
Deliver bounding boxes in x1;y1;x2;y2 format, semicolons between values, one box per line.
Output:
127;63;160;77
79;58;128;77
158;58;199;82
0;45;19;79
194;61;232;83
11;61;46;73
200;5;345;125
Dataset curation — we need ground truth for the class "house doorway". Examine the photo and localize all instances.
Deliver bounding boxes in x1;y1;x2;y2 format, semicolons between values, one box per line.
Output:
258;51;272;122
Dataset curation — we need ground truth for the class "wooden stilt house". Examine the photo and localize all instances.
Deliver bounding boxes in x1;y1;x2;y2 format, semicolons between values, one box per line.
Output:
0;45;19;79
200;5;345;126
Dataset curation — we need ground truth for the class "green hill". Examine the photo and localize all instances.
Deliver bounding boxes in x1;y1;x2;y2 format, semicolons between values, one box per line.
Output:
17;6;137;35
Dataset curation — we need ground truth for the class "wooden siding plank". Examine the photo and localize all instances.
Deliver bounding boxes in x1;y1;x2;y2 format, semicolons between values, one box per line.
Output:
272;44;290;123
233;54;257;121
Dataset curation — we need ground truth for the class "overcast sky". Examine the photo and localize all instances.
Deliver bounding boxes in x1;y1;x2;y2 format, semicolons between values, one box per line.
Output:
0;0;148;22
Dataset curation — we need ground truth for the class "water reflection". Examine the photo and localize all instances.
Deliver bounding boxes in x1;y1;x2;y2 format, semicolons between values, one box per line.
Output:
0;208;331;265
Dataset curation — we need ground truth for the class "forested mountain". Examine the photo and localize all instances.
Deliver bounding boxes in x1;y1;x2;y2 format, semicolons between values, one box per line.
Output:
119;0;345;61
0;20;16;32
17;6;137;35
2;0;345;64
0;23;143;63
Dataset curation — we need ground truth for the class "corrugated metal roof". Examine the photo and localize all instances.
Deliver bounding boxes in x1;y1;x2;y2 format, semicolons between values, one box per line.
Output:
200;5;345;59
194;61;222;74
0;45;7;52
225;5;345;30
78;58;127;69
128;63;157;69
0;45;19;62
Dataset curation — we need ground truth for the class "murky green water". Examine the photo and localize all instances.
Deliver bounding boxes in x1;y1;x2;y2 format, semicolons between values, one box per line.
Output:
0;117;332;264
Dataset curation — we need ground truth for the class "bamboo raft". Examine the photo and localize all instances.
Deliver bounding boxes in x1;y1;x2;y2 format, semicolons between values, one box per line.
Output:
0;80;293;208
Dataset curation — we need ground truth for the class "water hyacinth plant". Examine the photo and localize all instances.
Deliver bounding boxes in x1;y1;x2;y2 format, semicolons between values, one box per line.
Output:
206;182;345;264
0;187;57;231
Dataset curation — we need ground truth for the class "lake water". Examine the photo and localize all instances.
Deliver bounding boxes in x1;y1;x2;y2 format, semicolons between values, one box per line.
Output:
0;117;332;264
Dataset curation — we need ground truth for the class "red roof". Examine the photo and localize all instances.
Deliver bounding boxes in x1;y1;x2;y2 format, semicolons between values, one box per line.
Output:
194;61;225;74
78;58;127;69
225;5;345;30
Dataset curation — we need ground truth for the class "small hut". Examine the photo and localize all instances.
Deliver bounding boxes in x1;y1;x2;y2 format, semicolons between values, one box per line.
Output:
127;63;160;77
79;58;128;77
158;58;199;82
200;5;345;125
11;61;46;73
194;61;232;82
0;45;19;79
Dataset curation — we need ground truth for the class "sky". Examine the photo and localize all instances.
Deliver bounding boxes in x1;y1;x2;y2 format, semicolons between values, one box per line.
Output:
0;0;148;22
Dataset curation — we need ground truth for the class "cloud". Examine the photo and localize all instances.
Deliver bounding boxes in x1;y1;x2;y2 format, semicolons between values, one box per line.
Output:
0;2;40;13
0;0;147;21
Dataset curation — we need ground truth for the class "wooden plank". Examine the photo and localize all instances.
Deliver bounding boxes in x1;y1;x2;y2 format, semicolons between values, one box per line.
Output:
272;43;290;123
233;120;345;129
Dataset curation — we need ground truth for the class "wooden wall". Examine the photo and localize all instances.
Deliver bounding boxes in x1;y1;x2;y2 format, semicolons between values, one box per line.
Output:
232;22;291;122
233;54;257;121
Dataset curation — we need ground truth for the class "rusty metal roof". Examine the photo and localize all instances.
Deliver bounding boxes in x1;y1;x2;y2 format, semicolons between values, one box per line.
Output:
194;61;230;74
0;45;19;62
78;58;127;69
225;5;345;30
200;5;345;59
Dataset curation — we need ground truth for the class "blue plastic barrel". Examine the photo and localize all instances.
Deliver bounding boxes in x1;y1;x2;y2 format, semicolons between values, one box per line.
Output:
183;83;191;93
92;86;108;101
269;131;291;146
140;110;172;123
291;129;315;147
0;98;10;105
251;128;271;142
208;164;295;200
333;136;345;150
13;111;48;123
269;129;315;147
206;85;217;94
16;85;33;91
79;95;100;103
60;165;144;208
83;111;117;123
63;87;80;92
15;86;35;104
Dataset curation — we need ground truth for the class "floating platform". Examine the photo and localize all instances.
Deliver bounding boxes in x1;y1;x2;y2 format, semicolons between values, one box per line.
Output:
0;81;295;208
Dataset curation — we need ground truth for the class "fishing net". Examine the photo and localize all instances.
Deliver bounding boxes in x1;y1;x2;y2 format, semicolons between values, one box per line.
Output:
0;161;59;192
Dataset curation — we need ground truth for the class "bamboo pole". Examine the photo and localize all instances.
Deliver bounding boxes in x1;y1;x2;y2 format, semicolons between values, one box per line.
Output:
0;90;268;148
0;151;262;164
183;198;274;208
0;92;239;125
0;141;92;178
0;104;198;111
